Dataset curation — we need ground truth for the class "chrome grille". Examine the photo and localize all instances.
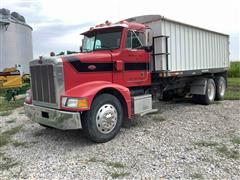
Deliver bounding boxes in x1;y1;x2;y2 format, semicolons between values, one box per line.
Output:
30;64;56;104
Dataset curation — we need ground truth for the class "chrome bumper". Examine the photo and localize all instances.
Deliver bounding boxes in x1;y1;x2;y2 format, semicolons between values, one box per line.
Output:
24;103;82;130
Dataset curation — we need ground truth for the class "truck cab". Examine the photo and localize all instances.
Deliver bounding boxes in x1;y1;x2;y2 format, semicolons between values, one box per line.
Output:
25;21;154;143
64;21;152;89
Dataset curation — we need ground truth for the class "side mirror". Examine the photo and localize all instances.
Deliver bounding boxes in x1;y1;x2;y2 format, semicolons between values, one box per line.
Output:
145;28;153;47
143;46;152;52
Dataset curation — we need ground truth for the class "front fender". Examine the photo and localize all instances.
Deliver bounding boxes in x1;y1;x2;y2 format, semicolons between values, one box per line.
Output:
61;81;132;118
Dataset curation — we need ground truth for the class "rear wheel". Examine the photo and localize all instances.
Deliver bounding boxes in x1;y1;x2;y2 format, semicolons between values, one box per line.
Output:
192;94;201;104
82;94;123;143
162;90;174;101
199;78;216;105
215;76;226;101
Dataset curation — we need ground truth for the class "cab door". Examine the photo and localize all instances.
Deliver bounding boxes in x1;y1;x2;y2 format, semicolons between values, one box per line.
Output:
121;30;151;87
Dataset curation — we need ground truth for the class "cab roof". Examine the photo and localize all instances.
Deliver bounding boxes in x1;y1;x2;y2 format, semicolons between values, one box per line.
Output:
81;21;146;35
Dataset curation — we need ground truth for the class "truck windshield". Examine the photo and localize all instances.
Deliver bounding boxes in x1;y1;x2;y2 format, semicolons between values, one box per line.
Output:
82;27;122;52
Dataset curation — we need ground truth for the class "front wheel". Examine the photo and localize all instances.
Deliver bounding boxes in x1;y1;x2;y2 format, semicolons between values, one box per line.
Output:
82;94;123;143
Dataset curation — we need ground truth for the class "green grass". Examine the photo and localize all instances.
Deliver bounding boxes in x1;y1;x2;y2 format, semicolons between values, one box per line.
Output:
106;162;125;168
3;125;23;136
88;157;101;163
0;125;23;147
0;98;25;112
0;152;19;171
216;144;240;159
225;78;240;100
105;169;130;179
228;77;240;86
6;119;16;124
194;140;218;147
88;157;125;168
0;111;12;116
0;134;10;147
194;139;240;159
152;114;166;122
88;157;128;178
12;141;28;148
190;173;204;179
231;136;240;145
228;61;240;78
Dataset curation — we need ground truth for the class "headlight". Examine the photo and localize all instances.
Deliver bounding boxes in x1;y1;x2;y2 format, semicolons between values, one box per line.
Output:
62;97;88;109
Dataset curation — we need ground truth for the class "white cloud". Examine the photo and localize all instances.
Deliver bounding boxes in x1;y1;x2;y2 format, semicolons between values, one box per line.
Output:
38;0;240;32
1;0;239;59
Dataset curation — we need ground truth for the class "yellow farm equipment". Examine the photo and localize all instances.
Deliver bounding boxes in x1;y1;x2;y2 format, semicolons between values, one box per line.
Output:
0;67;30;101
0;67;23;89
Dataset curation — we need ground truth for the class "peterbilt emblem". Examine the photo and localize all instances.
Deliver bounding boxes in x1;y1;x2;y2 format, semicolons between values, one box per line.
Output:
38;60;43;64
38;56;43;64
88;65;96;70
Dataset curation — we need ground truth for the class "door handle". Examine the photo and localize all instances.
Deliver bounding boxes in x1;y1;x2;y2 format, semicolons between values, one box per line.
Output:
115;60;123;71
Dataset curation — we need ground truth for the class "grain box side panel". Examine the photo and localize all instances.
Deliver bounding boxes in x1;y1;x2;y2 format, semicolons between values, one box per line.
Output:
164;19;229;71
146;18;229;72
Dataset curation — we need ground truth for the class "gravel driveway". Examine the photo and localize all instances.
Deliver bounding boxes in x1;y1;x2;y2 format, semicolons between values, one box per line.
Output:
0;100;240;179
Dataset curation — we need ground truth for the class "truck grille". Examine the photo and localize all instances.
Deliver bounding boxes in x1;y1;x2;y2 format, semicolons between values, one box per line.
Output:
30;65;56;104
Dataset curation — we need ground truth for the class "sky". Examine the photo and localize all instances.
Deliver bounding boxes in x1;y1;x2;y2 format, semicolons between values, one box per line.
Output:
1;0;240;60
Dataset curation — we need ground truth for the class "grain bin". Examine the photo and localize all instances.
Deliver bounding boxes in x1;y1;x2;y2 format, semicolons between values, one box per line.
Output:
0;8;33;74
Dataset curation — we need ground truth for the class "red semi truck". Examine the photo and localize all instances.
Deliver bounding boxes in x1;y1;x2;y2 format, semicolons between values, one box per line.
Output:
24;15;229;142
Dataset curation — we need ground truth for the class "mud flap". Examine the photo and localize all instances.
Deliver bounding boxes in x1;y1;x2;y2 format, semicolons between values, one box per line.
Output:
190;78;207;95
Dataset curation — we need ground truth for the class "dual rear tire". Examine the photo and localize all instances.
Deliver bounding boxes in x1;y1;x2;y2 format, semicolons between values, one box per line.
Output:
192;76;226;105
215;76;226;101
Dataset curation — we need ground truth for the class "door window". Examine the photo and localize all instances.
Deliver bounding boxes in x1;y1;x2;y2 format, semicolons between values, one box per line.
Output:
126;31;145;49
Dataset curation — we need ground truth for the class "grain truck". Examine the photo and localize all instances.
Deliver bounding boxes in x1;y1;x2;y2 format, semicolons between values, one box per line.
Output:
24;15;229;142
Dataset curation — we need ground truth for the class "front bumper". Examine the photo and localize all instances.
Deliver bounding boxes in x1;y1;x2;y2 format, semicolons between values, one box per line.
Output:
24;103;82;130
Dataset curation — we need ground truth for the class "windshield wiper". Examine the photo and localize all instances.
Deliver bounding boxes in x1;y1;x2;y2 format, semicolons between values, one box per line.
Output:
82;48;93;53
94;45;115;52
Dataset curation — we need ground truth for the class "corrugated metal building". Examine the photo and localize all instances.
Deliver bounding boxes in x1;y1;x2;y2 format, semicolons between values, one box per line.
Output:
0;8;33;74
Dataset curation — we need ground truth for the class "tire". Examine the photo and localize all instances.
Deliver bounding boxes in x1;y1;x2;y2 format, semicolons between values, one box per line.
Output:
192;94;201;104
198;78;216;105
174;88;187;98
82;94;123;143
162;91;174;101
215;76;226;101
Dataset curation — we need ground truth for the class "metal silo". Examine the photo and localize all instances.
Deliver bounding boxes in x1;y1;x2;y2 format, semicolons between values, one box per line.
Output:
0;8;33;74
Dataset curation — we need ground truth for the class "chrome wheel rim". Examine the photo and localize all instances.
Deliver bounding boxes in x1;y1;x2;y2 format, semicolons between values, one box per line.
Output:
96;104;118;134
219;80;226;96
208;83;215;101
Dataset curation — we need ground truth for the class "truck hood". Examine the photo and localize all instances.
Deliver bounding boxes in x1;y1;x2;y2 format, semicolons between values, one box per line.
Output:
61;51;115;91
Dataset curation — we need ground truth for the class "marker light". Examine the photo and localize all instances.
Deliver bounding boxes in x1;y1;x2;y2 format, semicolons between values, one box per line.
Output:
105;20;112;25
